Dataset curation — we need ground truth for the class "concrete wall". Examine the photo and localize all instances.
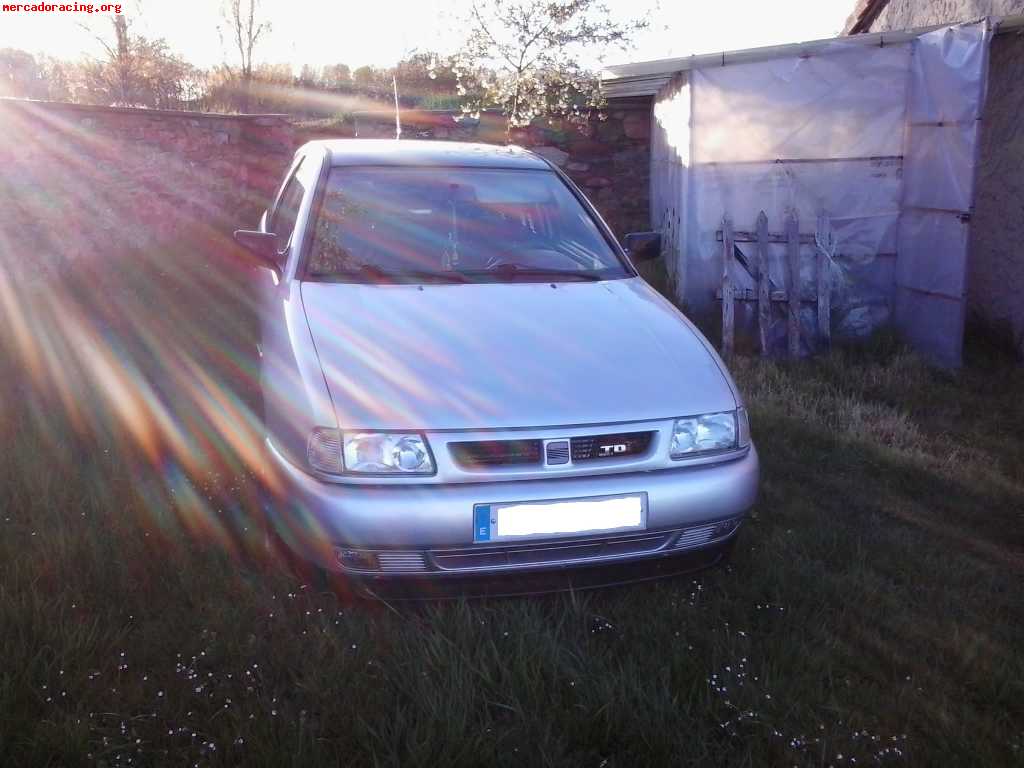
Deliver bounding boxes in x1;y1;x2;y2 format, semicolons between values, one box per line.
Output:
326;100;653;238
850;1;1024;353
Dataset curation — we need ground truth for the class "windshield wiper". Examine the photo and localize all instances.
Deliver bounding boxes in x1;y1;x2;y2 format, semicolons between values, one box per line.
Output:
314;265;467;284
462;266;603;282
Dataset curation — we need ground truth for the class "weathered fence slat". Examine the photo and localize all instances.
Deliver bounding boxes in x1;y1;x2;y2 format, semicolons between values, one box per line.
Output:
715;288;821;302
715;210;834;358
815;211;833;352
721;215;735;358
716;230;816;245
755;210;770;356
786;211;801;359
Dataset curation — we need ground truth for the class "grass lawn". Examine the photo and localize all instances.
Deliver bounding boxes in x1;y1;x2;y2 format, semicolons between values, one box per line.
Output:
0;251;1022;766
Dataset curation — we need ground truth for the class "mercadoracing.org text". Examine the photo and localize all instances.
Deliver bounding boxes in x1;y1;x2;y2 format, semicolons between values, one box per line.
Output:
2;3;123;13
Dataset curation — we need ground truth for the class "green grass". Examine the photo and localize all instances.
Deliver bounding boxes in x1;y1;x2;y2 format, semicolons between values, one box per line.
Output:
0;250;1022;766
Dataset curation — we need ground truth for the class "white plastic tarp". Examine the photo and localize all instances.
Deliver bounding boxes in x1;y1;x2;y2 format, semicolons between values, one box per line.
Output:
690;43;910;163
650;74;691;289
684;40;912;351
651;20;992;364
894;22;992;366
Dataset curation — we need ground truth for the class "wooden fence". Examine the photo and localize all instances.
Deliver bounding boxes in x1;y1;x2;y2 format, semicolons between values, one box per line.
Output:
716;210;835;358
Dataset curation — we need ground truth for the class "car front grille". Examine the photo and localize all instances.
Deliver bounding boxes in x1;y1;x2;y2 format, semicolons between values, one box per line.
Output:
450;431;654;469
449;439;542;468
570;431;654;462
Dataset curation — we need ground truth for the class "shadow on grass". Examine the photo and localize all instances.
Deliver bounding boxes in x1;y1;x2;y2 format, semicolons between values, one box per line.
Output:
1;236;1023;765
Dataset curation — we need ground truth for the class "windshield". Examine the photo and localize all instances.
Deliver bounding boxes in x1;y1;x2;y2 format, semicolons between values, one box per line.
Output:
304;167;631;283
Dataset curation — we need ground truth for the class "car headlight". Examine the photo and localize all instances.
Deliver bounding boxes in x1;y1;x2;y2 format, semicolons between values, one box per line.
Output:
670;410;743;457
307;428;435;475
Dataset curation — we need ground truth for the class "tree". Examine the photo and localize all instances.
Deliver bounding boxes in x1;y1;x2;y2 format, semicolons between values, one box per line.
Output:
129;39;197;108
78;31;195;108
454;0;646;131
0;49;49;99
394;52;460;99
70;6;196;109
321;63;352;91
37;56;73;102
296;63;321;90
352;65;385;92
220;0;271;111
102;13;133;105
179;66;208;110
77;12;135;104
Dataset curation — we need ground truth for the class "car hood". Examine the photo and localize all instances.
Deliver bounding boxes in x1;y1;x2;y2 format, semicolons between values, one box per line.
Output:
300;277;736;431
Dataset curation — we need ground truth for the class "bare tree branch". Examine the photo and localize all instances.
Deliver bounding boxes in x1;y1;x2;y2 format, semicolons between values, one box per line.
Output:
220;0;271;111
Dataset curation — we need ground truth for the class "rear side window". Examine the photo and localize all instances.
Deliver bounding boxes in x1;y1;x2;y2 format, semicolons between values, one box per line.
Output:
270;162;306;252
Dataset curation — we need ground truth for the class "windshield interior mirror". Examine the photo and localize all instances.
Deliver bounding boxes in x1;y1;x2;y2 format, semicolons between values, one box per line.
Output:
623;232;662;262
234;230;281;271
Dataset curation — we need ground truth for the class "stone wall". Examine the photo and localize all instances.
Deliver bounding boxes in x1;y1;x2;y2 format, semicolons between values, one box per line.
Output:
848;1;1024;353
0;99;295;278
846;0;1024;31
968;32;1024;353
305;99;653;239
0;97;651;287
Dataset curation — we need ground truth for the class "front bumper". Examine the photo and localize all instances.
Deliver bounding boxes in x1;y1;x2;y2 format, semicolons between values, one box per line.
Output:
265;439;758;578
332;538;739;599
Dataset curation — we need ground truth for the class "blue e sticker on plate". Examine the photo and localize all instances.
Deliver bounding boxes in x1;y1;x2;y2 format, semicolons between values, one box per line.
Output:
474;505;492;542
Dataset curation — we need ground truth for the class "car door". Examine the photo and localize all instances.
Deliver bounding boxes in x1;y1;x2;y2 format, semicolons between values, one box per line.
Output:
256;149;333;466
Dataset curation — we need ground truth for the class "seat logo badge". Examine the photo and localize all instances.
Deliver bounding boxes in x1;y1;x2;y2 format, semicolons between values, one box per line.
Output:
598;443;628;457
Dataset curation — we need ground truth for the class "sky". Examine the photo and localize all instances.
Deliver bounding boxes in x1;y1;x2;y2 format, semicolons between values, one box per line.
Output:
0;0;854;71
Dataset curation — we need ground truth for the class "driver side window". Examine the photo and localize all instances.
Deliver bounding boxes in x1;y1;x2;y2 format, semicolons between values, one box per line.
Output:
269;161;306;258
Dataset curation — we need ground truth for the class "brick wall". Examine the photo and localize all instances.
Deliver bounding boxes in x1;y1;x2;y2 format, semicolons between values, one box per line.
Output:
300;99;653;239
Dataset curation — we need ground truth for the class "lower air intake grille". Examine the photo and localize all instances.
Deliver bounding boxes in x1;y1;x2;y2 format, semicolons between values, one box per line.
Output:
675;519;741;550
375;551;429;573
431;531;673;571
674;524;717;550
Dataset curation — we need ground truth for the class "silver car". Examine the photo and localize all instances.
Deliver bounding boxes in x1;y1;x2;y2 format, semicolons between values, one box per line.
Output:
234;140;758;594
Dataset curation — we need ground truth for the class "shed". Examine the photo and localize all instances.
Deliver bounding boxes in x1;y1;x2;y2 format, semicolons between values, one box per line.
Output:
602;17;1023;365
844;1;1024;360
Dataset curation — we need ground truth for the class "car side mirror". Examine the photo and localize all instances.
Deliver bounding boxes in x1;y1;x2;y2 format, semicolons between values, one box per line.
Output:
623;231;662;263
233;230;281;272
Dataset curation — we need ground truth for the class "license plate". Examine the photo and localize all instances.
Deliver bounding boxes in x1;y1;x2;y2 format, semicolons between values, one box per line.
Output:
473;493;647;543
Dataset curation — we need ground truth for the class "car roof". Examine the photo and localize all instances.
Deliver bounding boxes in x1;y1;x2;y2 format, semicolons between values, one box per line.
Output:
301;139;552;170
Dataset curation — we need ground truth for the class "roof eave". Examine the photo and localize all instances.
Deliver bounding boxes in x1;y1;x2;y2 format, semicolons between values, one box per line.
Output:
601;14;1024;98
